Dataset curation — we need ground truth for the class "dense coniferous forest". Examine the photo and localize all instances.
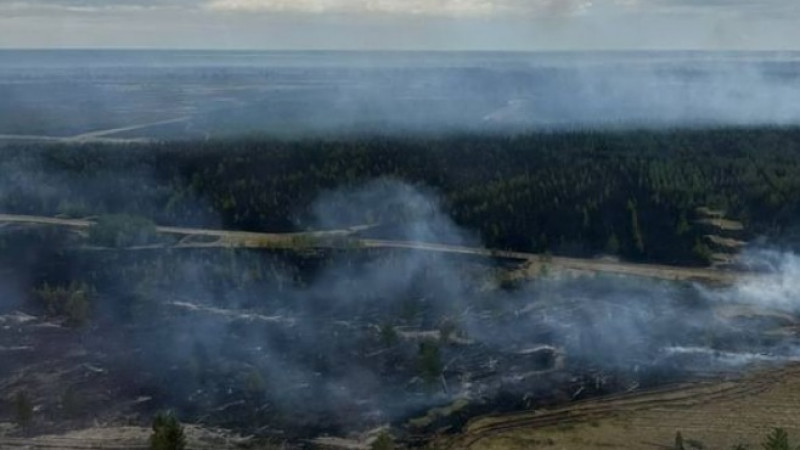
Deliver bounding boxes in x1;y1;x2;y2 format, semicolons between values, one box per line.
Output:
3;127;800;265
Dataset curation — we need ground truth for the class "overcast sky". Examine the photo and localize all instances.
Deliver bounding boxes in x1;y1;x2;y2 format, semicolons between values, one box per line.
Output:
1;0;798;50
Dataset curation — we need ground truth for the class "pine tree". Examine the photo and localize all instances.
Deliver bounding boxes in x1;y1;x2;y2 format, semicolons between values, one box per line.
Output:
675;431;685;450
418;340;443;383
605;233;620;255
627;199;645;254
762;428;790;450
149;411;186;450
371;431;395;450
14;391;33;431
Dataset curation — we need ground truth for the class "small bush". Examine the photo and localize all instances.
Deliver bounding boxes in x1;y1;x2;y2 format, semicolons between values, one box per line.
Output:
32;282;93;327
371;431;395;450
149;411;186;450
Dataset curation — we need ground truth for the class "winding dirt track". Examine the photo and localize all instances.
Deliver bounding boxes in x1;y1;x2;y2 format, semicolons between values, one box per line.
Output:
0;213;745;284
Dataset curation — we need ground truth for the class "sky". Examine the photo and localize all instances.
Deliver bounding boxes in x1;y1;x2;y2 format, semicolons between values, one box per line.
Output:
0;0;799;50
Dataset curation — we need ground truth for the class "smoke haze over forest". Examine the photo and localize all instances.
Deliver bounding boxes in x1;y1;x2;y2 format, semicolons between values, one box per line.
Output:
2;51;800;139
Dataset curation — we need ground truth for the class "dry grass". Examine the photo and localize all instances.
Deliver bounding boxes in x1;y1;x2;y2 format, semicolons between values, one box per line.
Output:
440;364;800;450
0;424;249;449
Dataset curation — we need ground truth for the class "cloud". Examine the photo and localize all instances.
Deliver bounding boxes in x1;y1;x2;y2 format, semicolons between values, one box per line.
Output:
644;0;800;17
0;0;193;14
0;0;630;17
3;0;185;6
203;0;567;16
240;0;797;18
2;0;798;51
2;0;797;18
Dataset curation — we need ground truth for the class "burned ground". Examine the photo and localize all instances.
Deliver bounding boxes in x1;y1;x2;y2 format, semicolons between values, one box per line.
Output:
2;222;798;446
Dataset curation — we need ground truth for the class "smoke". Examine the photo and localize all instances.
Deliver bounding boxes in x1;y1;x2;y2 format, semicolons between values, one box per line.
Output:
305;179;477;245
4;173;800;434
662;346;800;366
70;179;797;434
297;180;800;379
3;51;800;139
0;147;221;230
708;250;800;312
0;269;24;314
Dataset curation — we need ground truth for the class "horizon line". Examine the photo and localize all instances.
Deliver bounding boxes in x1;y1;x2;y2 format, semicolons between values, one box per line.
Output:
2;47;800;54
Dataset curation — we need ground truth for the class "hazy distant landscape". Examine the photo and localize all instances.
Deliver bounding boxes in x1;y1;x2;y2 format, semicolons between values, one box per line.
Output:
3;51;800;140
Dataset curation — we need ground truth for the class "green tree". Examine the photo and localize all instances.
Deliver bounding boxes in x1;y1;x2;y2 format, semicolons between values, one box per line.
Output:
243;369;266;397
539;263;550;278
371;431;395;450
692;239;714;265
675;431;685;450
149;411;186;450
14;391;33;430
379;323;399;347
32;282;93;327
627;199;645;254
605;233;620;255
675;213;690;236
418;340;443;383
762;428;791;450
64;291;90;327
60;386;82;417
438;319;458;344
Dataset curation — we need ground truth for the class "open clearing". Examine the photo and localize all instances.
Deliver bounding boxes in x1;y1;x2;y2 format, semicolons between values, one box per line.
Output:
441;363;800;450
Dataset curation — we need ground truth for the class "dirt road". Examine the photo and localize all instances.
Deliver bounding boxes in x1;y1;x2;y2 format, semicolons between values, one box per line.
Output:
0;116;189;144
0;213;745;284
66;117;189;141
362;239;740;284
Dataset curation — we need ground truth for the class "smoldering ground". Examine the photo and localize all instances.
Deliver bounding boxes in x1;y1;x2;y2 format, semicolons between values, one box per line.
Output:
2;179;791;437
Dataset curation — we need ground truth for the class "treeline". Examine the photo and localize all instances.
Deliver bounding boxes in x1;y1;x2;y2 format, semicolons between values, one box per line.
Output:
3;127;800;265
